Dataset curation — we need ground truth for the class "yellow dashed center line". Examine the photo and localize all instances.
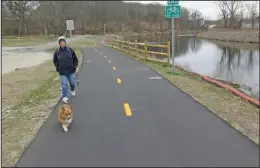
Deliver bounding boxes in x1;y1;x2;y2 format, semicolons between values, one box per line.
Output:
108;60;111;63
113;67;116;70
100;53;102;55
124;103;132;116
104;56;107;58
117;78;121;84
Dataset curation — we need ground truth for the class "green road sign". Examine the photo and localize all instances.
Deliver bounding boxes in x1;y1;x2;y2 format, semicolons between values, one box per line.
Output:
165;5;181;18
167;0;179;5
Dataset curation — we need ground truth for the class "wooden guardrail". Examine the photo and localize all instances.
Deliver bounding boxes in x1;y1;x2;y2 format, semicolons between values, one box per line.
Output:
108;39;171;66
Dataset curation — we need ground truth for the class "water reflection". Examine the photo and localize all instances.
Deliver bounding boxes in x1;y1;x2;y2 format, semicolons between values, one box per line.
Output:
213;46;259;98
189;36;202;53
124;35;259;98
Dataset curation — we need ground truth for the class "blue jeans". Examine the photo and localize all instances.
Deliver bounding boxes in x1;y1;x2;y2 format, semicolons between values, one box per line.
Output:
60;72;76;98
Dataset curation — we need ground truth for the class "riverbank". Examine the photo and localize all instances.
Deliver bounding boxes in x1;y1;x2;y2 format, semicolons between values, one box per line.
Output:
108;44;259;146
205;39;260;50
197;30;260;43
2;37;99;167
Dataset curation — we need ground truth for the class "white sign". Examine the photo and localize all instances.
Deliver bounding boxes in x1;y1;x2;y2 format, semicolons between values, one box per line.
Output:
66;20;74;30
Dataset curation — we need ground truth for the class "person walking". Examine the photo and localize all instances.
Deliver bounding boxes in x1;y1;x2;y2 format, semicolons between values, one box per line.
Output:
53;36;78;103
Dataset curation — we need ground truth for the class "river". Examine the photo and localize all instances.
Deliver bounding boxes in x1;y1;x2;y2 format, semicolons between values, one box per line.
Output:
124;34;259;99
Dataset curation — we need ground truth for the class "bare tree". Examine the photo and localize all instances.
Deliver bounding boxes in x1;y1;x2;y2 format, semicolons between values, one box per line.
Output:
76;2;96;34
179;7;190;29
246;1;259;28
189;10;203;28
36;1;89;36
236;3;245;29
224;1;242;29
217;1;229;28
2;1;201;36
5;1;38;37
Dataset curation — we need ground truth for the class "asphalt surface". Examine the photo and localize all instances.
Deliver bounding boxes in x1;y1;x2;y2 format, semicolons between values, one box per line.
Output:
16;46;259;167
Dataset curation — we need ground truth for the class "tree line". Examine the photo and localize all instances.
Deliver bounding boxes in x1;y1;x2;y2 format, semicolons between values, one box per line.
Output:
217;1;259;29
2;1;205;36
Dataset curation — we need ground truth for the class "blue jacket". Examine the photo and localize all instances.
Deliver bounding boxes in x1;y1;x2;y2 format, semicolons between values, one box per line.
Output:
53;46;78;76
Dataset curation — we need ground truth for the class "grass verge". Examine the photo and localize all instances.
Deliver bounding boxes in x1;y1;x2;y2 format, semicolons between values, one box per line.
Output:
3;36;56;47
2;37;97;167
110;46;260;145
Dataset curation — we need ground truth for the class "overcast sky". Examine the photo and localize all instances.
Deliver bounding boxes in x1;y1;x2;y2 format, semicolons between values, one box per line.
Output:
125;1;259;20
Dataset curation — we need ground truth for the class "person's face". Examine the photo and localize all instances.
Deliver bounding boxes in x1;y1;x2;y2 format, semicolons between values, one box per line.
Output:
59;41;66;47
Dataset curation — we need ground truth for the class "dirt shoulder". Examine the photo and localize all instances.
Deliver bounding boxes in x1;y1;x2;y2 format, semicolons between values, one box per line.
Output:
197;30;259;43
2;37;99;167
109;46;259;146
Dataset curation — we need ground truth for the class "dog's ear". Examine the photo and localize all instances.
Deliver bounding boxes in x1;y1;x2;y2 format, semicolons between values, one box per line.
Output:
61;105;65;111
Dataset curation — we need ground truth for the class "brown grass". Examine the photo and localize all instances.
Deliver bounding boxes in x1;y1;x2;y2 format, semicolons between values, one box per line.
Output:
2;61;56;107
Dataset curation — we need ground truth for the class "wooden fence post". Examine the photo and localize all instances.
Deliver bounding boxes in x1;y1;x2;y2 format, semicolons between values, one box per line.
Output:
135;40;137;57
144;40;147;61
167;41;171;66
128;41;130;54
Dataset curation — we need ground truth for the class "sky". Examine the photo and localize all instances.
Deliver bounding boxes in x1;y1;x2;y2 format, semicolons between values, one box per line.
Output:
125;1;259;20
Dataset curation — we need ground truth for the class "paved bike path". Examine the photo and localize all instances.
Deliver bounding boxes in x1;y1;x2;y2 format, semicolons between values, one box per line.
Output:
16;46;259;167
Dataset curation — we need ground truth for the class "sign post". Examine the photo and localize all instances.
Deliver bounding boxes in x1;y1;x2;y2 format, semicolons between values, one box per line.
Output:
165;1;181;73
66;20;74;38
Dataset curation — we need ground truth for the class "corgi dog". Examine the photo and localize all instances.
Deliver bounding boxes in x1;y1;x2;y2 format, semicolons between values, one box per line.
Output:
58;102;73;132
